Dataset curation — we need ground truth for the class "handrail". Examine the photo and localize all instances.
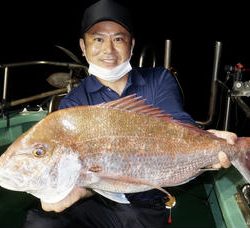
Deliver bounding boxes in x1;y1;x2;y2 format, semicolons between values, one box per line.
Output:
0;60;87;112
138;46;156;67
196;41;222;127
0;88;68;109
0;60;86;69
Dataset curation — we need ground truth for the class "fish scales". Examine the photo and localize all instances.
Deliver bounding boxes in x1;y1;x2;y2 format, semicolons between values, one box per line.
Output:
0;94;250;204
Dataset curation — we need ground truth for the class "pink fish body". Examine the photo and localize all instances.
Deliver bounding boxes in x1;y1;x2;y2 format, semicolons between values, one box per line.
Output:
0;95;250;204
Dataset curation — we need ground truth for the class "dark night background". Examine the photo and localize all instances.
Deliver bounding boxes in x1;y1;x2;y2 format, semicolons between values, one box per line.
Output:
1;0;250;135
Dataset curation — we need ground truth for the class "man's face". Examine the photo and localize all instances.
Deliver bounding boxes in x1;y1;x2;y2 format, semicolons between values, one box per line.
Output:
80;21;134;69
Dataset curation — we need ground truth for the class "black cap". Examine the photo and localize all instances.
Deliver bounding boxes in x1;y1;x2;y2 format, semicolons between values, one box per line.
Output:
80;0;133;35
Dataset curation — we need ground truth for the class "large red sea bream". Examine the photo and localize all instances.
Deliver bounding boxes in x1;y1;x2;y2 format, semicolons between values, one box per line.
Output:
0;95;250;204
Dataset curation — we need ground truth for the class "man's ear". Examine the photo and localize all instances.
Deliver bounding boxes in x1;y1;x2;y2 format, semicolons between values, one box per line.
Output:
79;38;86;56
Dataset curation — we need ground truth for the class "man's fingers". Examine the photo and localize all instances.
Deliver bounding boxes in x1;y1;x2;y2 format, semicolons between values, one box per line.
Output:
207;129;237;145
41;201;65;212
211;163;221;169
41;187;94;212
219;151;231;168
211;151;231;169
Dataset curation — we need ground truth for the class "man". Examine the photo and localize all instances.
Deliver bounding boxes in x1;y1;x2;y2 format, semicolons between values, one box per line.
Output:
23;0;236;227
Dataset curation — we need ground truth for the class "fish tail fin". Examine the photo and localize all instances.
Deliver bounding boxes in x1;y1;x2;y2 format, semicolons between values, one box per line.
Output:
232;137;250;183
232;159;250;183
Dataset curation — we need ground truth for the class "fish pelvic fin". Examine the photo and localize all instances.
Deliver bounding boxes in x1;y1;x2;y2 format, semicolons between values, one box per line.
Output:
95;173;174;202
93;189;130;204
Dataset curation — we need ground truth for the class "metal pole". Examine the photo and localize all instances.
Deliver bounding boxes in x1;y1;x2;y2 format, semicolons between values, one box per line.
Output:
139;46;156;67
196;41;222;127
2;67;8;101
223;93;231;130
164;40;171;69
0;88;67;109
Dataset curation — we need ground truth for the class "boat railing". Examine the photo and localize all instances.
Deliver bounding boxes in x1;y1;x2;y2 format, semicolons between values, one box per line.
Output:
0;60;87;112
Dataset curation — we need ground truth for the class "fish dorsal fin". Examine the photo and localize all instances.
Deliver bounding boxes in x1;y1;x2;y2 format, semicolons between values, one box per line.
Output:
98;94;173;121
98;94;217;137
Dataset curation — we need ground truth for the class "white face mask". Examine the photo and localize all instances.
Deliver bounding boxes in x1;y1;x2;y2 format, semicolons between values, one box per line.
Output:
87;59;132;82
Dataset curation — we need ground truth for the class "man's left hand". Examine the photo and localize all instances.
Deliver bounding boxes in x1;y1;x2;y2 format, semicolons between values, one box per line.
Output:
207;129;238;169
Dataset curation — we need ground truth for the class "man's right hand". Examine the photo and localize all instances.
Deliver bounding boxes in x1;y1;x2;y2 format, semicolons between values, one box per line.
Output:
41;187;94;212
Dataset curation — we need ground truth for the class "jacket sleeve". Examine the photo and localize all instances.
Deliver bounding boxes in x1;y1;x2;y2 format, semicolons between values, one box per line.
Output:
57;84;89;110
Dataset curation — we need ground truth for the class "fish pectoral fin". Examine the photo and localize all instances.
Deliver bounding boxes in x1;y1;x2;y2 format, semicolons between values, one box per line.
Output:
78;171;101;186
93;189;130;204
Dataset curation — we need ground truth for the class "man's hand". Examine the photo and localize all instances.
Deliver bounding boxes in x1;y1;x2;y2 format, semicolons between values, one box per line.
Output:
41;187;94;212
207;129;238;169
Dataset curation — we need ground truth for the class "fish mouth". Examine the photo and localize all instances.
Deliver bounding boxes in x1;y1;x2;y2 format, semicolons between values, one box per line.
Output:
0;169;32;191
0;170;74;202
0;175;26;191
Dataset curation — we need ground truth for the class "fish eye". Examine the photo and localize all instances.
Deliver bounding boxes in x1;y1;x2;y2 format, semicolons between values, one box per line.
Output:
32;146;46;157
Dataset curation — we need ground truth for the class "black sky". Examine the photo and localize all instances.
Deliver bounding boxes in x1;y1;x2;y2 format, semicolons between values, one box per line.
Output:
1;1;249;61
